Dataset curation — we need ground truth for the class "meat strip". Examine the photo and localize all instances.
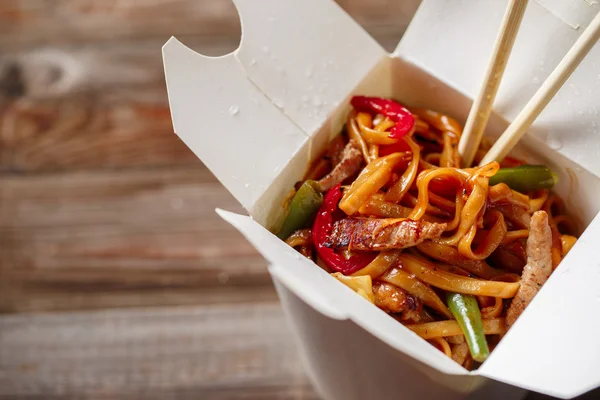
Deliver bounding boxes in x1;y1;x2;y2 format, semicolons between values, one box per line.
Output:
317;140;362;191
325;218;447;251
373;281;422;321
505;211;553;329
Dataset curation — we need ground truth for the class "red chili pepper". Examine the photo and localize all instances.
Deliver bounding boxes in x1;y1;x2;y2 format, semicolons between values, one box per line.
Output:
351;96;415;139
312;184;376;275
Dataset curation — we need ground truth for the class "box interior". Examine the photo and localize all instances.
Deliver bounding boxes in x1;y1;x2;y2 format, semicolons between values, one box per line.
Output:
248;54;600;386
258;55;600;233
163;0;600;395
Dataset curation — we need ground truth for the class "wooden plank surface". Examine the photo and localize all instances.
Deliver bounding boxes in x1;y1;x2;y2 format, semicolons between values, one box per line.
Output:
0;303;318;399
1;0;598;399
0;166;271;313
0;0;416;50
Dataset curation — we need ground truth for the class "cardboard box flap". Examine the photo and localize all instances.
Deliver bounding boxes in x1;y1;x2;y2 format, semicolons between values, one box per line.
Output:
162;37;308;212
216;209;468;376
234;0;386;134
478;213;600;399
396;0;600;177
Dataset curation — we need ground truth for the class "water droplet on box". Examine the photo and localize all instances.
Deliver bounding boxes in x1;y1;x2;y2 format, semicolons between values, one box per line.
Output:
532;76;540;84
294;253;301;260
577;110;584;116
249;59;257;67
305;67;313;78
301;95;308;103
273;99;284;109
569;84;581;96
547;136;563;150
229;105;239;116
262;46;270;54
540;60;545;66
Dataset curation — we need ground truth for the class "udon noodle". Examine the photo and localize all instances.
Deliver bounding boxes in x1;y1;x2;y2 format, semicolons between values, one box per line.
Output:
276;96;575;369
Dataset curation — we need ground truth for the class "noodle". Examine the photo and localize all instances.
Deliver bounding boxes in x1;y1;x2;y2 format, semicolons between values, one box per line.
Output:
416;241;505;279
407;318;506;339
339;152;405;215
352;250;401;279
429;337;453;358
277;98;577;370
397;253;520;298
385;137;421;203
457;209;507;260
380;267;452;319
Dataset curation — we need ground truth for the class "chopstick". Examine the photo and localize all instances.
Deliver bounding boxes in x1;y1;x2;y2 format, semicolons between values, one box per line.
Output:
480;11;600;166
458;0;528;168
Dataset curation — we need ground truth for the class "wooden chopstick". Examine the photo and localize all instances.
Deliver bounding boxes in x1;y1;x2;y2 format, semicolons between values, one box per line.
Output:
458;0;528;168
480;11;600;166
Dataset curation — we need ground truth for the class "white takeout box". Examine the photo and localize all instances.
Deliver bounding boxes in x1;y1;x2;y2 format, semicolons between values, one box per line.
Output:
162;0;600;398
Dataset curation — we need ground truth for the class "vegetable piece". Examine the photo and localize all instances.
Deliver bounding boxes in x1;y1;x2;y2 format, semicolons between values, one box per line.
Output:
489;165;558;192
277;180;323;240
351;96;415;139
446;292;490;363
312;184;376;275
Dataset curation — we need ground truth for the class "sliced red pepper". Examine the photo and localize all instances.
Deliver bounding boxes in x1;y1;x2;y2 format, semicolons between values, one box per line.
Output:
351;96;415;139
312;184;376;275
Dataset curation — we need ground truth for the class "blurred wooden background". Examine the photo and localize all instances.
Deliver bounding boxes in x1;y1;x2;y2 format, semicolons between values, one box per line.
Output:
0;1;597;399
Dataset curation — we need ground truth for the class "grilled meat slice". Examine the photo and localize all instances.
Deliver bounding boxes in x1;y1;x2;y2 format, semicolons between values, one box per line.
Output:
506;211;553;329
373;282;422;321
326;218;447;251
318;140;362;191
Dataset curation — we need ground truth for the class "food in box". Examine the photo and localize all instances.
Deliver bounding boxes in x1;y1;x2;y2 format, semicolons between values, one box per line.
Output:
162;0;600;398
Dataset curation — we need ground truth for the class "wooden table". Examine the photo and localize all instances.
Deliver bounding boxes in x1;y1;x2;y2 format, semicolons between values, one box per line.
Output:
0;1;597;398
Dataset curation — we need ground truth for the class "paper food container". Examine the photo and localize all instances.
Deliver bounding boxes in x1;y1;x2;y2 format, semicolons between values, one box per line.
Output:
162;0;600;398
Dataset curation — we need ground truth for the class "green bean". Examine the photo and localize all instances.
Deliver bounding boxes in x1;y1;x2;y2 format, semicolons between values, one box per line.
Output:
276;180;323;240
446;292;490;363
489;165;558;192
